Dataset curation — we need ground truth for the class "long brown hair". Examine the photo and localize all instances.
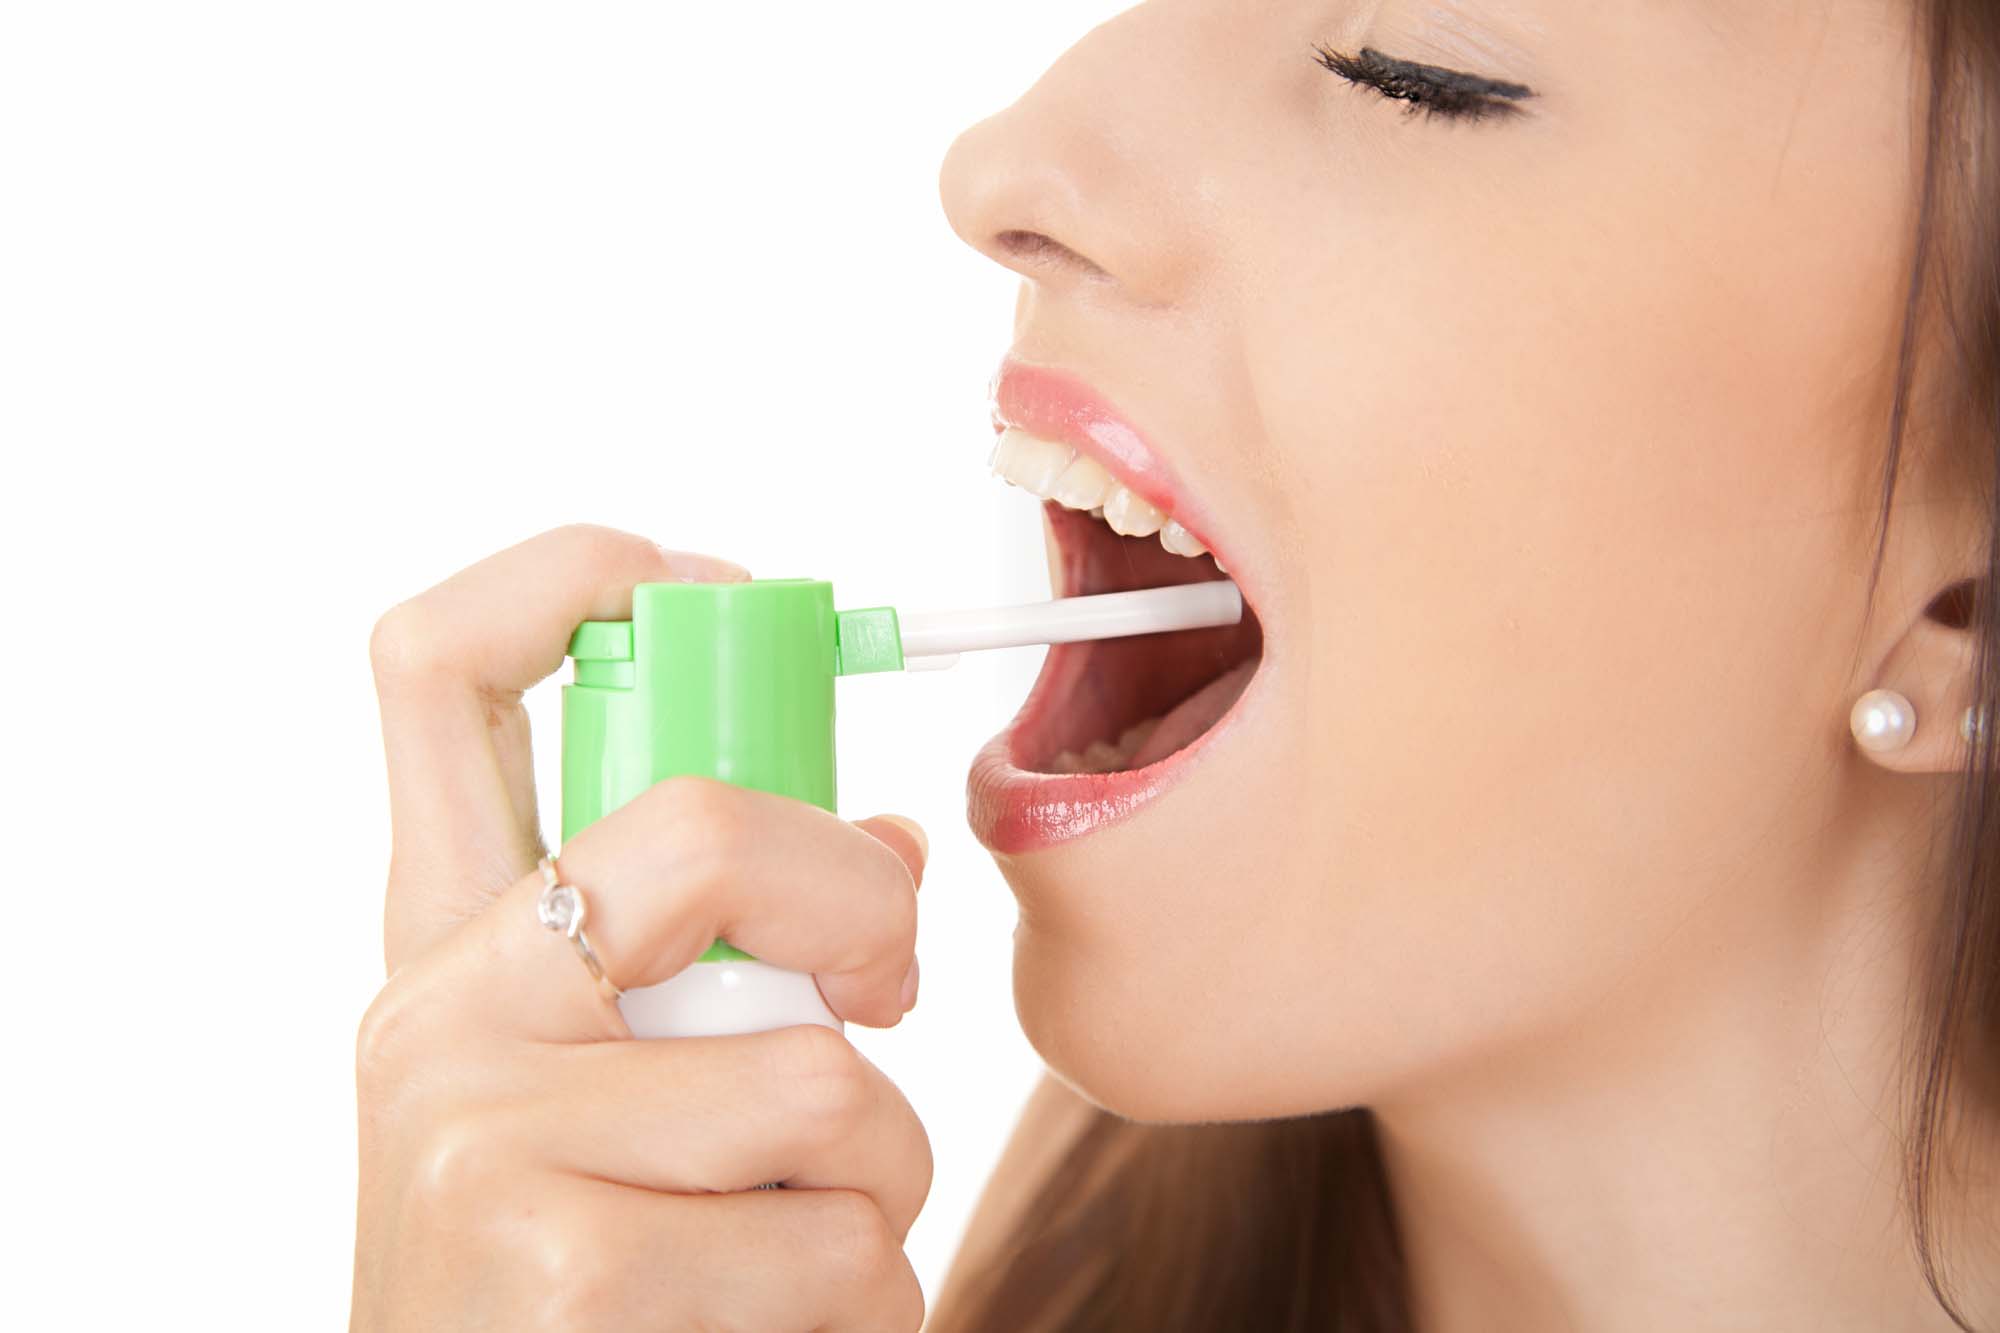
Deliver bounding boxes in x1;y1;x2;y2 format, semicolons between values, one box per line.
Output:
929;3;2000;1327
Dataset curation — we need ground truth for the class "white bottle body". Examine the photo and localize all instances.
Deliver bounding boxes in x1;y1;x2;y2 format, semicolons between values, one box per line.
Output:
618;958;842;1038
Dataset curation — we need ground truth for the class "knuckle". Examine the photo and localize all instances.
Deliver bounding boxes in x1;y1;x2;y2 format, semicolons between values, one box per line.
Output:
368;599;447;683
813;1189;899;1287
409;1112;511;1214
650;775;748;896
650;771;731;825
884;1256;928;1333
354;972;424;1093
773;1024;870;1137
905;1117;937;1225
525;1213;622;1330
876;1097;935;1248
553;521;657;573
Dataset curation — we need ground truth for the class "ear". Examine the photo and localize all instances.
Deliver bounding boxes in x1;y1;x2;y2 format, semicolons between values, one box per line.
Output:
1850;578;1984;775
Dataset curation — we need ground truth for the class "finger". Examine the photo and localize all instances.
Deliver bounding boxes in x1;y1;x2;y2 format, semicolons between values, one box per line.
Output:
492;1175;925;1333
854;814;928;893
411;779;924;1040
855;814;927;1010
557;778;926;1030
506;1025;932;1242
368;524;748;971
450;1026;933;1243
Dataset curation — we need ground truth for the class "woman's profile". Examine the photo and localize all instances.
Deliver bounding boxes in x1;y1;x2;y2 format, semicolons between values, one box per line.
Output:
352;3;2000;1329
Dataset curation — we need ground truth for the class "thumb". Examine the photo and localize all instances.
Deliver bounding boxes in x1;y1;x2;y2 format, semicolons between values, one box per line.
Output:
373;523;750;972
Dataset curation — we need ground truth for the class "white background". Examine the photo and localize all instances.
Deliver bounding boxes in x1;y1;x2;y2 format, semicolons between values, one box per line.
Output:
2;2;1127;1325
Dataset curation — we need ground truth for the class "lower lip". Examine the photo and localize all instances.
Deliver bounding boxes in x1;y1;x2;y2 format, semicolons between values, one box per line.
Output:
965;635;1261;854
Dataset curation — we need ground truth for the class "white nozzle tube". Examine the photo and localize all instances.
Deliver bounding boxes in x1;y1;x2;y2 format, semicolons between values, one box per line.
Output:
898;581;1242;663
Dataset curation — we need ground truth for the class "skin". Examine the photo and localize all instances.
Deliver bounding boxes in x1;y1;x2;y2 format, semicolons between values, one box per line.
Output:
933;0;2000;1329
352;527;936;1331
353;3;2000;1328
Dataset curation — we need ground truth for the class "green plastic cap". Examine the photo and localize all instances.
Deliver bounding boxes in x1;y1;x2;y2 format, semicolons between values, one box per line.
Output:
561;579;901;962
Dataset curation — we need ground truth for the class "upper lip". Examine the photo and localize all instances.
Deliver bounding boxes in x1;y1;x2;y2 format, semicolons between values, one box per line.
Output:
966;356;1270;854
988;354;1238;574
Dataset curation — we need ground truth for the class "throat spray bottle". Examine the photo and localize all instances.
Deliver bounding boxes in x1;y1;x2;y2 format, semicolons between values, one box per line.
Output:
561;575;1240;1040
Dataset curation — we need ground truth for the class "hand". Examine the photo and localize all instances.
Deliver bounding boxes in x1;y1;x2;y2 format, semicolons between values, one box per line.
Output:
352;524;933;1331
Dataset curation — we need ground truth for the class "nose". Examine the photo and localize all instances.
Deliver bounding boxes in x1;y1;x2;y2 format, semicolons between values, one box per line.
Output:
936;15;1206;310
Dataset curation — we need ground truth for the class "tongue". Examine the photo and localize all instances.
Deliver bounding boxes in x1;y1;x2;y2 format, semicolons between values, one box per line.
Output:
1127;657;1258;769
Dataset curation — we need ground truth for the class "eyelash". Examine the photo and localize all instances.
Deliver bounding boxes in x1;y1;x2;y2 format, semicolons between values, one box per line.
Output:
1312;44;1530;124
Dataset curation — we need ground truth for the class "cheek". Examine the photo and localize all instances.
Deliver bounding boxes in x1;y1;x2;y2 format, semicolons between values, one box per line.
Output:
1178;147;1907;1105
1000;285;1891;1120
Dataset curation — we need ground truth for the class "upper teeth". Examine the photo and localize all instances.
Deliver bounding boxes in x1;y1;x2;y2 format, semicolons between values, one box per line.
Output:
989;426;1215;562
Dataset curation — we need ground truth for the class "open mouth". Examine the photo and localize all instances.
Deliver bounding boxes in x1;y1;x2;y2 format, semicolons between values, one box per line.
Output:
967;357;1269;853
1014;495;1264;775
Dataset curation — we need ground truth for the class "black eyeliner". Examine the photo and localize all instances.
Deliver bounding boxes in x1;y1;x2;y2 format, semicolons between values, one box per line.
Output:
1353;47;1533;101
1313;44;1537;121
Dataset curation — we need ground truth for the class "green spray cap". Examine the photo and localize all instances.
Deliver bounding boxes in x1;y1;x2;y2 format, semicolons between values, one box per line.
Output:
561;579;903;963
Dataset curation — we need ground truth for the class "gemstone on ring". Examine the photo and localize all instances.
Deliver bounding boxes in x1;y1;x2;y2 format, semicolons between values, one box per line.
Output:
537;882;584;936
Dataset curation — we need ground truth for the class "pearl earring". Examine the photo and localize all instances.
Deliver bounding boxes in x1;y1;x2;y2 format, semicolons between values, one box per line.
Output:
1963;704;1986;743
1850;688;1917;752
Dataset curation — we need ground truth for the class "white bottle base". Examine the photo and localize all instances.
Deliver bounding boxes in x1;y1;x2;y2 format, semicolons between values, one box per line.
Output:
618;959;843;1038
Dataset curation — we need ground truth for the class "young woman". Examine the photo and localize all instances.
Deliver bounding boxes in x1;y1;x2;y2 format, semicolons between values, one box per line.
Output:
352;2;2000;1328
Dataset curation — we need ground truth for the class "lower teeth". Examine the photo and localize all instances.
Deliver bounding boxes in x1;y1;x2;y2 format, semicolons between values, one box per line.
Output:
1046;716;1161;775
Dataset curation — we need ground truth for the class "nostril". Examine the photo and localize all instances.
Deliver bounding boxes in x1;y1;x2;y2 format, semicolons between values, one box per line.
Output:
996;228;1111;280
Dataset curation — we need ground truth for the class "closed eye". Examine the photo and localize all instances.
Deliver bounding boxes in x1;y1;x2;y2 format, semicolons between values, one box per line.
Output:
1313;44;1535;123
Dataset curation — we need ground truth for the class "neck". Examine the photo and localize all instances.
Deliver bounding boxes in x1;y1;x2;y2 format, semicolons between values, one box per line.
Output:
1370;799;2000;1333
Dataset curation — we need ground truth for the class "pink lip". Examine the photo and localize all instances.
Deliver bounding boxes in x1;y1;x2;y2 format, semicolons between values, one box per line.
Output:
986;356;1233;563
967;356;1264;855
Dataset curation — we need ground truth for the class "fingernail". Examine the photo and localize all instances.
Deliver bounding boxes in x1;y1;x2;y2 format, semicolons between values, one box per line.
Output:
657;546;751;583
876;813;929;864
899;955;920;1012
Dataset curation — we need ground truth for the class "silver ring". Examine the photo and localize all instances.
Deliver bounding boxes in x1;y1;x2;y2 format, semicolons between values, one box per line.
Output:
536;855;623;1002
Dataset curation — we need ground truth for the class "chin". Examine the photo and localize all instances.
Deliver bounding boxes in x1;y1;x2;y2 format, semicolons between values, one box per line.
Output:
992;738;1335;1126
969;358;1315;1123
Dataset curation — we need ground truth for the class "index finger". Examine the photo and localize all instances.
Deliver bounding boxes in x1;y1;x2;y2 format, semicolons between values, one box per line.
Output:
369;523;748;971
553;778;928;1032
414;778;928;1042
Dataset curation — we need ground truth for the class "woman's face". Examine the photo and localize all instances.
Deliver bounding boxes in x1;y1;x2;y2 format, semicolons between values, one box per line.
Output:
937;0;1948;1121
